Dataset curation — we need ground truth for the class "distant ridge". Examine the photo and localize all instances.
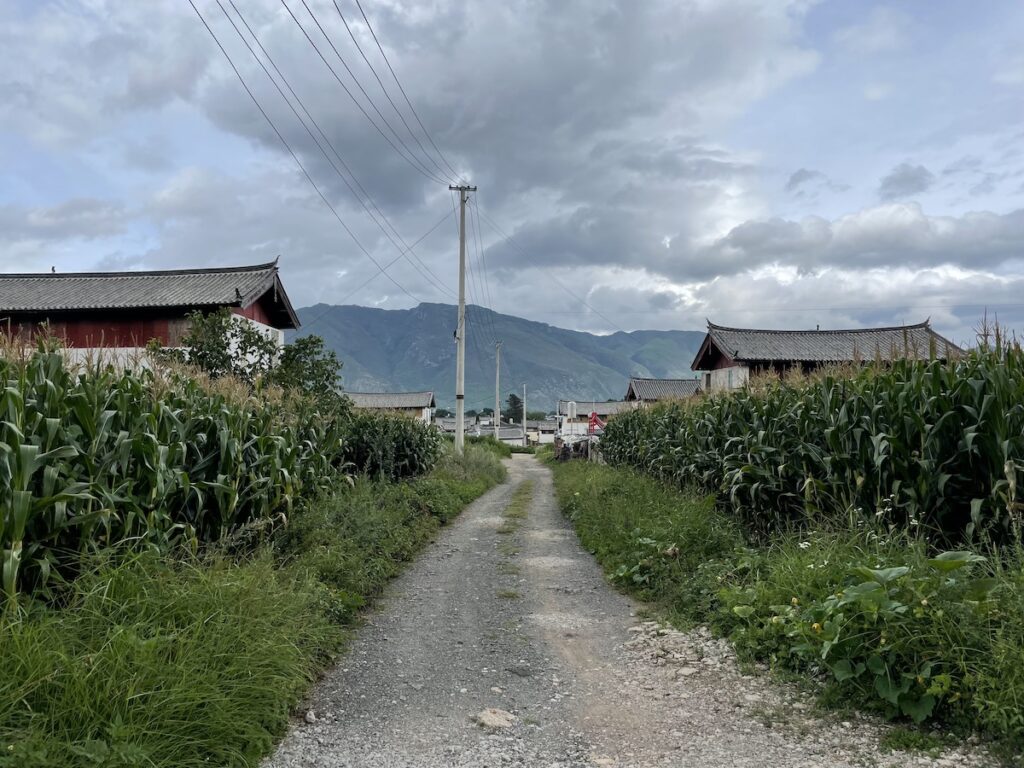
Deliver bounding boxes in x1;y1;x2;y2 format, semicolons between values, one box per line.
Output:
288;303;704;410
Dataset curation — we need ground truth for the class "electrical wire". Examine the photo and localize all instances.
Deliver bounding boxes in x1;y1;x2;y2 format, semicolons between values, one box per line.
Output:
352;0;464;182
332;0;456;184
469;196;500;344
293;0;450;185
279;0;450;185
186;0;419;303
223;0;454;298
298;207;456;333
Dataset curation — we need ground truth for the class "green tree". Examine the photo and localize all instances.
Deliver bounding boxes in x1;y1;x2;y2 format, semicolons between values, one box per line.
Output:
153;309;344;404
270;335;343;401
166;308;276;385
503;393;523;423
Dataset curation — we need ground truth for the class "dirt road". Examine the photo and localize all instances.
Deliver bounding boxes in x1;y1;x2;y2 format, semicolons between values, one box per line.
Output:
266;455;989;767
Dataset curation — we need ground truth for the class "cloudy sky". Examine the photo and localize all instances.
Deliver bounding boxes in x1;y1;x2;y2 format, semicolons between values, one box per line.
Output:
2;0;1023;344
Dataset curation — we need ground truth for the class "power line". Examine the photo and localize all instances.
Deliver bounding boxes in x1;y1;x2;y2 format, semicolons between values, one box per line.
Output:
293;0;451;185
187;0;419;303
223;0;454;298
298;207;456;333
470;196;500;344
279;0;449;186
331;0;455;184
352;0;464;182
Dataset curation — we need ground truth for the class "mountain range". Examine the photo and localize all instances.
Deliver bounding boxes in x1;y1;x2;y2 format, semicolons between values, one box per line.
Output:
289;303;705;410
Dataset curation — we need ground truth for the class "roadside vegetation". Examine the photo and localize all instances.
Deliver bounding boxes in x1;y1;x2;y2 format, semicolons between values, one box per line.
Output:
553;335;1024;759
0;318;506;767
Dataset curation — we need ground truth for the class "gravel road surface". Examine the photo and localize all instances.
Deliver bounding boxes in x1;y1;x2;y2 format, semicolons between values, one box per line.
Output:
266;455;993;767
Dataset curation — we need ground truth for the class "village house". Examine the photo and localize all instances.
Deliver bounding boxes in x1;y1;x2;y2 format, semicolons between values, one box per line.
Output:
346;391;436;424
556;398;637;438
623;376;702;402
525;419;557;445
0;260;299;360
691;320;962;393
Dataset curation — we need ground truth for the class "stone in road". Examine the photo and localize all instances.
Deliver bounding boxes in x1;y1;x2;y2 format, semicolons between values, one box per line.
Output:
266;455;990;767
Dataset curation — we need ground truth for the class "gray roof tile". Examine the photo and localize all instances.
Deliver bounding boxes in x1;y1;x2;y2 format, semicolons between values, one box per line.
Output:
694;321;961;368
625;377;701;401
557;399;636;417
0;261;296;326
346;391;436;409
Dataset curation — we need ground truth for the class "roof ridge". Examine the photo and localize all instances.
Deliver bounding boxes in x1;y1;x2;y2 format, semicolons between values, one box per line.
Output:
346;390;434;396
707;320;931;334
629;376;698;382
0;260;279;280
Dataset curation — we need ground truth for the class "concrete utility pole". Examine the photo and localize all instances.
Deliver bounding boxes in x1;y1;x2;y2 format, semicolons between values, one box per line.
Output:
494;340;502;441
450;183;476;454
523;383;527;447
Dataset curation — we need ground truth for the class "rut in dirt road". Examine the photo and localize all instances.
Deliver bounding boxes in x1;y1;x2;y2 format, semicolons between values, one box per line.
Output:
266;455;992;767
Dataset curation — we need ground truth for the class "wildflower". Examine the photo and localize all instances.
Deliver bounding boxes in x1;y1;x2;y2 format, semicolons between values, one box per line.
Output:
920;598;928;606
791;597;799;606
798;541;811;550
812;622;822;633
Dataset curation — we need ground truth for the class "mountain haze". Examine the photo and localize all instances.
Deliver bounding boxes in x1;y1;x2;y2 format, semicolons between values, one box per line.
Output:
290;303;705;410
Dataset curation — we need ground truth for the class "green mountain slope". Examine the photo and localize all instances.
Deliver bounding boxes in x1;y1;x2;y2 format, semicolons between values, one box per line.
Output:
290;303;705;410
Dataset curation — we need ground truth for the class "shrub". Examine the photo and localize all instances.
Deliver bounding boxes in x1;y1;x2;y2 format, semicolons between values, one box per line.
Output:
340;411;443;481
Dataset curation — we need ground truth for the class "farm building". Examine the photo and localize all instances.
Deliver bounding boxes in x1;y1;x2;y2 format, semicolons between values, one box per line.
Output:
624;376;702;402
556;398;637;438
346;391;436;424
691;320;962;393
0;260;298;360
525;419;557;445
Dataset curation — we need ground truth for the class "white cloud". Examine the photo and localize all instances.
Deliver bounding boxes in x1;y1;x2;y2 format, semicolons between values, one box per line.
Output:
834;7;911;54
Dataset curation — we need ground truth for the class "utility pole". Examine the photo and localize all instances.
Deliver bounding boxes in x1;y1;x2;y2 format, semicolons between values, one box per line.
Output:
523;383;527;448
494;340;502;441
450;183;476;454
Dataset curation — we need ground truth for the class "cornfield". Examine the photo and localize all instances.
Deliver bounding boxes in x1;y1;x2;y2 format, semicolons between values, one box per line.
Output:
601;343;1024;543
0;351;441;598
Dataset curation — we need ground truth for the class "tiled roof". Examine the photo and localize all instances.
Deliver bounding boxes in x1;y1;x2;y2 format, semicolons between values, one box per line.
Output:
557;399;637;417
0;260;298;328
625;377;701;401
693;320;961;368
346;391;436;409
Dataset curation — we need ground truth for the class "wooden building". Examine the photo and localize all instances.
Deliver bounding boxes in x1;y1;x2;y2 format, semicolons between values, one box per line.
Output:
0;260;299;358
691;320;961;392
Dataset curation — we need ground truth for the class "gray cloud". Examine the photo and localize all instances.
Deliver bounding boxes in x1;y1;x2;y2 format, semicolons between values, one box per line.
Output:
0;199;128;243
878;163;935;200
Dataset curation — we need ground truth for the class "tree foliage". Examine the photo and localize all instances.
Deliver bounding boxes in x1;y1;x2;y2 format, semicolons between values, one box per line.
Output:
503;393;523;422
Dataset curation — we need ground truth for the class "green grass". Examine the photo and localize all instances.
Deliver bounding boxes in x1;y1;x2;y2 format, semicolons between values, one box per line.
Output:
0;444;507;768
548;457;1024;758
0;553;339;768
549;459;741;628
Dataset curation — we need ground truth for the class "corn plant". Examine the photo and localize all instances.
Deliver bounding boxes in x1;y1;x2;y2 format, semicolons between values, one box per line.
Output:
0;350;361;597
601;343;1024;543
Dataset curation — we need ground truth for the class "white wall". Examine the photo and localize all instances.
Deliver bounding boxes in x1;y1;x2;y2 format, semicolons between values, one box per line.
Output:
708;364;749;392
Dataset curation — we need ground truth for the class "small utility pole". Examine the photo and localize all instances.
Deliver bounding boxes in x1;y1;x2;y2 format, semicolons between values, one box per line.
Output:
450;183;476;454
494;340;502;441
522;383;527;447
